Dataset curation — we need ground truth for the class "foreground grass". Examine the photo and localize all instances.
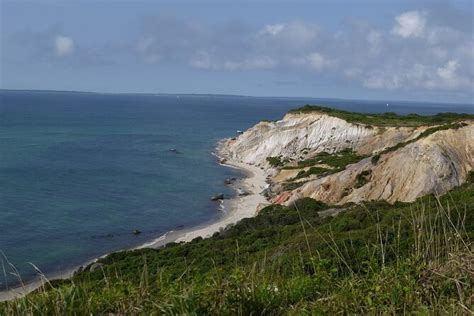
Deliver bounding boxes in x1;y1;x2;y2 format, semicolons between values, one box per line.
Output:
2;183;473;314
289;104;474;127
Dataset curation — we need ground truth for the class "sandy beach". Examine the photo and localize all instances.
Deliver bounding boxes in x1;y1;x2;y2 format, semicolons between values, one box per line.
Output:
0;152;269;302
140;157;269;247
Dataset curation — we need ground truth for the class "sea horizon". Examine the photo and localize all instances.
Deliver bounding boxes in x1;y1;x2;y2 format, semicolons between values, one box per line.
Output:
2;88;473;109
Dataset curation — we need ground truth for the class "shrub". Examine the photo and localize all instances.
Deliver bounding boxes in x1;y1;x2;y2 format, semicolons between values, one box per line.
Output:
355;170;372;188
266;156;285;167
371;154;381;165
467;171;474;184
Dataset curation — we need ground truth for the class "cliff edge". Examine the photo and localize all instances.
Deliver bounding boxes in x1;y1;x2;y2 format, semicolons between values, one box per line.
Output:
220;106;474;205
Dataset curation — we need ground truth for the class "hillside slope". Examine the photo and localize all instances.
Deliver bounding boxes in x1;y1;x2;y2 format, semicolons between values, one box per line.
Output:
2;180;473;314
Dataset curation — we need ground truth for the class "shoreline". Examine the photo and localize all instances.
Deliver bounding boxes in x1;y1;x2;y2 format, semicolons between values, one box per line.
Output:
0;149;269;302
141;157;269;248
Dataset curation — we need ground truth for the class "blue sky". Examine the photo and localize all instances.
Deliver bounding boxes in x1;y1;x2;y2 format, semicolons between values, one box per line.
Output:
1;0;473;103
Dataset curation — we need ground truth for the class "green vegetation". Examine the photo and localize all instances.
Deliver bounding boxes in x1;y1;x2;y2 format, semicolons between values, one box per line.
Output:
281;180;309;191
291;166;331;181
289;105;474;127
266;156;288;168
281;150;367;188
468;171;474;183
283;148;367;171
371;154;381;165
2;183;473;314
355;170;372;188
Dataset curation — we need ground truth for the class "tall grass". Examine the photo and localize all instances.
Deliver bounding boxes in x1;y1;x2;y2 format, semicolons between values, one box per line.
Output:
1;186;472;314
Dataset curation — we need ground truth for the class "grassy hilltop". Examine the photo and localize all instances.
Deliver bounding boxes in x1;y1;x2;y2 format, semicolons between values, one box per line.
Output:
289;104;474;127
2;179;473;314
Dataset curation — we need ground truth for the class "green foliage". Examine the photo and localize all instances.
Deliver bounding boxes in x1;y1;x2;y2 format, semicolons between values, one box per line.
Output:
281;180;308;191
2;184;473;315
289;105;474;127
355;170;372;188
468;171;474;184
289;197;327;214
266;156;287;167
292;166;331;180
284;148;367;171
371;154;381;165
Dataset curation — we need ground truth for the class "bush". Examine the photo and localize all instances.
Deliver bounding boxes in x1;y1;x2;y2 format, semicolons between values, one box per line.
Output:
467;171;474;184
266;156;285;167
371;154;380;165
355;170;372;188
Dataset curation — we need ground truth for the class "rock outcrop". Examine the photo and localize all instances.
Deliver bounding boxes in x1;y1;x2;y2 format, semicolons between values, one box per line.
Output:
220;111;473;205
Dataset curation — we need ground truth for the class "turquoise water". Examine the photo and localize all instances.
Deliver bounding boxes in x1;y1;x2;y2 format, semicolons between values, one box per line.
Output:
0;90;472;288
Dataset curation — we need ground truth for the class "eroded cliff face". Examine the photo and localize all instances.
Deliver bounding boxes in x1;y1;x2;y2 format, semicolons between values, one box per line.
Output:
220;112;474;205
220;113;427;166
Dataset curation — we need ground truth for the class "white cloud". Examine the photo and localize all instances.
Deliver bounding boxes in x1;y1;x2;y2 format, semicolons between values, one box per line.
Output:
54;35;74;57
436;60;464;88
363;72;402;90
427;26;461;45
258;24;285;36
222;56;278;71
292;52;332;72
367;30;382;57
392;11;426;38
189;53;277;71
189;51;212;69
134;11;473;96
257;21;319;48
360;60;472;92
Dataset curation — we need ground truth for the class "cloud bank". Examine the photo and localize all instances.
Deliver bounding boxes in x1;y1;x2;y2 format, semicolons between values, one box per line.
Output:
133;9;472;97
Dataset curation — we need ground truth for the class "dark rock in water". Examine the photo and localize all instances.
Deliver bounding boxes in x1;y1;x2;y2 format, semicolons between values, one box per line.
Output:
220;158;227;164
211;193;224;201
224;177;237;185
169;148;182;154
133;229;141;235
89;262;103;272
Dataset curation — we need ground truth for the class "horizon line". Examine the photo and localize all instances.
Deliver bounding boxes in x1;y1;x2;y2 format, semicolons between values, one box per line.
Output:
1;88;473;107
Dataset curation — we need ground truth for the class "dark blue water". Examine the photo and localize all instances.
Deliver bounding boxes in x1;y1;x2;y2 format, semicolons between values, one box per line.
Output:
0;90;472;288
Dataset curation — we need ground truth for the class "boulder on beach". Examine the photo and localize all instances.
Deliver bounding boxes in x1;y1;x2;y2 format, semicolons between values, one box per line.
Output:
238;190;251;196
211;193;224;201
220;158;227;164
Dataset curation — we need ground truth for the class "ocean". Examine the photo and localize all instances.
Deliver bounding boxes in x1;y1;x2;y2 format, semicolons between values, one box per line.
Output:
0;90;472;288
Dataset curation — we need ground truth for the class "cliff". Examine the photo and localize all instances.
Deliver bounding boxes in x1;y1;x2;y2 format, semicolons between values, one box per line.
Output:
220;109;474;205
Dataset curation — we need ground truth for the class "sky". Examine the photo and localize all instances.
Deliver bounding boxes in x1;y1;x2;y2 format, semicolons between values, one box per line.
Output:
1;0;473;104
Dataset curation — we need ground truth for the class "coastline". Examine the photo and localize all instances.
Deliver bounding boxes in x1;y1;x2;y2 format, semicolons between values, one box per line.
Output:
0;145;269;302
142;157;269;247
